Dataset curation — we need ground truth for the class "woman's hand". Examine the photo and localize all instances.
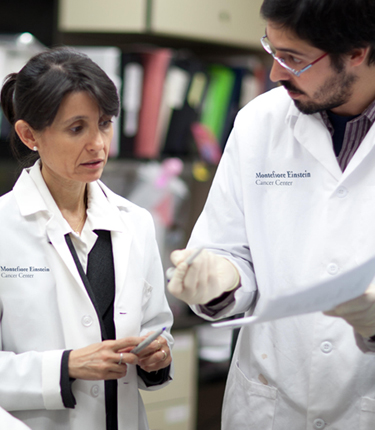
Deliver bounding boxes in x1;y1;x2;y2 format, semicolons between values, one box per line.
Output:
130;332;172;373
68;337;142;380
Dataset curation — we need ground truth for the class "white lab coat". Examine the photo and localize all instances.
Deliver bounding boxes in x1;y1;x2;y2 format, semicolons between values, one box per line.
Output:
0;166;173;430
190;86;375;430
0;407;31;430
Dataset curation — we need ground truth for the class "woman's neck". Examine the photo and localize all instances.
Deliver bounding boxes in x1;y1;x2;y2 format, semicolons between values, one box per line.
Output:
41;168;88;234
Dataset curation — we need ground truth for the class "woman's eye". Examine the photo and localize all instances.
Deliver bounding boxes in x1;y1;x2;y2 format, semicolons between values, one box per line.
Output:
70;125;83;133
100;119;113;128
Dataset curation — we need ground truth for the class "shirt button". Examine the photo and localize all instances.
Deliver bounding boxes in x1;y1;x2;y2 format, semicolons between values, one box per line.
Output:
313;418;326;429
82;315;93;327
91;385;100;397
327;263;339;275
320;341;333;353
336;187;348;198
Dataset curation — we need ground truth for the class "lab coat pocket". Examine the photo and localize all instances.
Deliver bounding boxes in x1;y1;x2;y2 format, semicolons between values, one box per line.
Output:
360;396;375;430
222;360;277;430
141;280;153;307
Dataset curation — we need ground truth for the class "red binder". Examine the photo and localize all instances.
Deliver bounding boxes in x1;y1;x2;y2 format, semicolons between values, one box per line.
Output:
134;48;172;159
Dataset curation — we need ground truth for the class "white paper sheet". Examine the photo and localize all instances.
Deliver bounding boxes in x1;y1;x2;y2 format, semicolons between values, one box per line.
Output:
212;256;375;329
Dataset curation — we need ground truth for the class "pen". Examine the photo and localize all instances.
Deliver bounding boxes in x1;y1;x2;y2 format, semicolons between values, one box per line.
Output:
166;247;204;281
131;327;166;355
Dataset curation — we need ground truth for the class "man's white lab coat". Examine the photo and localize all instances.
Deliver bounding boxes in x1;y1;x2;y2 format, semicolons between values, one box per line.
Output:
190;86;375;430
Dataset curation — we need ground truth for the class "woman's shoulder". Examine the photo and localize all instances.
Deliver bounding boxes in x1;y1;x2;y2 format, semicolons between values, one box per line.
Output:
97;180;153;222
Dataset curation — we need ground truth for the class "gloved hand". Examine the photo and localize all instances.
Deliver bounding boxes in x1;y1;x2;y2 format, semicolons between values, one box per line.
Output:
167;248;240;305
324;283;375;338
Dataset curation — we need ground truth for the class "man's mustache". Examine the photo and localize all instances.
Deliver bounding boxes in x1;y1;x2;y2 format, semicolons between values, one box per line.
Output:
280;81;305;95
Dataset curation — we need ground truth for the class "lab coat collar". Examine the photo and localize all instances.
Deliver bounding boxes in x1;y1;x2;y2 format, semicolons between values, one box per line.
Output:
13;161;136;309
13;161;50;217
286;98;343;181
85;180;127;234
13;160;133;234
285;94;375;182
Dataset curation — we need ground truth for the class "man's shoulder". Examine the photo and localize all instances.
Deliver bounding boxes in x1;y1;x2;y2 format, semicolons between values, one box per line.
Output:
234;86;293;132
240;86;291;116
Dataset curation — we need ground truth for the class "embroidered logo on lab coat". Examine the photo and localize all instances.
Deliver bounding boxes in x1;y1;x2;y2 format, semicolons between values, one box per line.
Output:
0;265;50;279
255;170;311;186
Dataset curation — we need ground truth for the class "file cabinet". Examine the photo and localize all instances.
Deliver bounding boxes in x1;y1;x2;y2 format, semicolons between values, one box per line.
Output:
58;0;265;49
151;0;265;48
59;0;147;33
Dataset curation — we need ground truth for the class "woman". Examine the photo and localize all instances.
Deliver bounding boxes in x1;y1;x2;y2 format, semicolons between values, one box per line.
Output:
0;47;173;430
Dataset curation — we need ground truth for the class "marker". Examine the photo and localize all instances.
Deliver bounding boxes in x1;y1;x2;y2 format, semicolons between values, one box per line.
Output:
131;327;166;355
166;247;204;281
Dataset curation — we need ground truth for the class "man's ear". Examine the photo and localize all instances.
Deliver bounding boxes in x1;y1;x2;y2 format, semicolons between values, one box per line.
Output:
14;120;39;151
348;46;370;68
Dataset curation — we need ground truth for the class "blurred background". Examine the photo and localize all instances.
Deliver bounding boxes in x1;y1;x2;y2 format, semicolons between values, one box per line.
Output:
0;1;275;429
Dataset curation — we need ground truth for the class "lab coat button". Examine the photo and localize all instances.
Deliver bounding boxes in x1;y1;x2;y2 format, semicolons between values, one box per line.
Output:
82;315;93;327
313;418;326;429
327;263;339;275
320;341;333;353
91;385;100;397
336;187;348;198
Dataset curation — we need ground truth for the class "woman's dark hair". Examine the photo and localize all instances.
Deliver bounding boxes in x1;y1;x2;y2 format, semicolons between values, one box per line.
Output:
0;46;120;166
261;0;375;68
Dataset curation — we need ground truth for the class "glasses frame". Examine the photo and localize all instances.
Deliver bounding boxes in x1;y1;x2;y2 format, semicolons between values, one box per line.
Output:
261;35;328;77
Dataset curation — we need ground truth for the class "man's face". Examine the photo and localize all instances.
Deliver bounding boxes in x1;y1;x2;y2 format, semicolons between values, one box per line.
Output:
266;22;357;115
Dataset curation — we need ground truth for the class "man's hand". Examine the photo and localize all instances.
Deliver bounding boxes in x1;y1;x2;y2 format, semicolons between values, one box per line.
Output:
167;248;240;305
324;283;375;338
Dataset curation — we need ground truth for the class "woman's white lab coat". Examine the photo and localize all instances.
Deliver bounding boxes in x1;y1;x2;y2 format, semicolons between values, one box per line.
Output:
0;407;31;429
189;87;375;429
0;166;173;430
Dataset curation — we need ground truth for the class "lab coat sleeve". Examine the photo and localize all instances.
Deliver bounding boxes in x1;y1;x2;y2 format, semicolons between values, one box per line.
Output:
0;343;65;411
354;330;375;354
188;110;258;320
136;211;174;391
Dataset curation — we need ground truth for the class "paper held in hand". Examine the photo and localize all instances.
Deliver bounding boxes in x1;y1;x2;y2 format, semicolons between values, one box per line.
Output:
212;256;375;329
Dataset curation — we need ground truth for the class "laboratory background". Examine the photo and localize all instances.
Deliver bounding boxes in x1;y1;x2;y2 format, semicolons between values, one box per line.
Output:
0;1;275;429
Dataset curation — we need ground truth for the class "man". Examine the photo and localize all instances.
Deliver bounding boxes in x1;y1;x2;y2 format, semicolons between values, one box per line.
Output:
167;0;375;428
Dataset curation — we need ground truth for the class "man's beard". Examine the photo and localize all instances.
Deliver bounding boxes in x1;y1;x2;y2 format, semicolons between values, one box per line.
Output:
281;71;357;115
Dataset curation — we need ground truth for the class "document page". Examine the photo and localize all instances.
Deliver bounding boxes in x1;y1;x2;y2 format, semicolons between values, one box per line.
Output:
212;256;375;329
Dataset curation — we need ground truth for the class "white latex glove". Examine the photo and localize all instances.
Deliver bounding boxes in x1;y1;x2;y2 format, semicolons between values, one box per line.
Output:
324;283;375;338
167;248;240;305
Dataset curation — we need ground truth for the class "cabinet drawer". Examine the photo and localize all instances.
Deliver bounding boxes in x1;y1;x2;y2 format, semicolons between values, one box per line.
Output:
151;0;265;48
58;0;147;33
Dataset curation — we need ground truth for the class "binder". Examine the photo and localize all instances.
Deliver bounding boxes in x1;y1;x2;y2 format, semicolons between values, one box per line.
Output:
119;52;144;157
162;58;208;157
200;64;236;142
156;60;191;154
134;48;172;159
220;67;246;148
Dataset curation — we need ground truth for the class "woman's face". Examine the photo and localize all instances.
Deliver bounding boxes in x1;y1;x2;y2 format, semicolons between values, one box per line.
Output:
34;91;114;189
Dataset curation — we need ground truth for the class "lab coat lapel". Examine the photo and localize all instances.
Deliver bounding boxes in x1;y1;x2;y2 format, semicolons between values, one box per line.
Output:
14;166;86;293
291;109;343;181
45;219;84;290
340;120;375;179
97;182;135;297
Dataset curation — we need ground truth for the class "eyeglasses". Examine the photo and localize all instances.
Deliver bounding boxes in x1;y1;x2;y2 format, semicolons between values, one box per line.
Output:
261;35;328;77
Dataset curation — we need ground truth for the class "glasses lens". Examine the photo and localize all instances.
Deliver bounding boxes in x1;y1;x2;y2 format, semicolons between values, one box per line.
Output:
261;36;273;55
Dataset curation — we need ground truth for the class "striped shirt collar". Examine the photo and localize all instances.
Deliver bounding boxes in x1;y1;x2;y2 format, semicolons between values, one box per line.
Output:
320;98;375;171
